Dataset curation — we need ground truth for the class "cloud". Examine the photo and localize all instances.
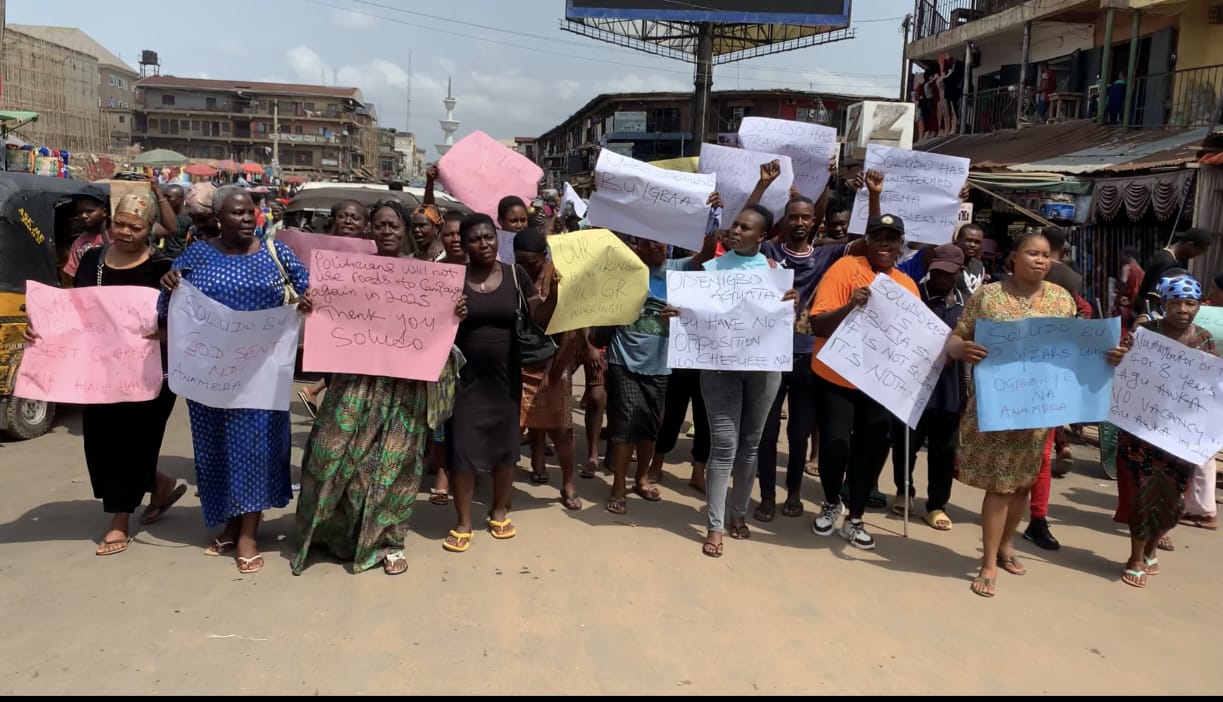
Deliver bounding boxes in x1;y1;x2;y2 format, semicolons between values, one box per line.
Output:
330;8;375;30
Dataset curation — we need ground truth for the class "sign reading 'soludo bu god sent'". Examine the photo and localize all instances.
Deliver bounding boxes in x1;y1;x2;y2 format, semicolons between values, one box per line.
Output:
546;229;648;334
816;274;952;429
973;316;1120;432
1109;327;1223;464
666;268;795;372
850;144;969;246
303;250;464;382
167;281;300;411
14;282;163;404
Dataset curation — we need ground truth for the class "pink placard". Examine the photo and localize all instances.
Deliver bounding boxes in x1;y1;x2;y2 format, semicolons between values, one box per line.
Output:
276;228;375;270
15;282;162;404
437;131;543;219
302;250;465;382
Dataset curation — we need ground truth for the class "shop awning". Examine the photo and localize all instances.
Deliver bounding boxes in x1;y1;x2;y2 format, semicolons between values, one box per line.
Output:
0;110;39;132
925;120;1208;175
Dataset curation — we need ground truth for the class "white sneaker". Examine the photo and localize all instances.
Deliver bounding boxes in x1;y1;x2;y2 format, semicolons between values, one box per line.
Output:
812;502;842;536
840;518;876;550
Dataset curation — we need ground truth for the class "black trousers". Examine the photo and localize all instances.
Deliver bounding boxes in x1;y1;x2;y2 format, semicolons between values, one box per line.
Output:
655;368;710;463
814;377;891;518
890;410;958;512
83;381;177;514
757;355;815;501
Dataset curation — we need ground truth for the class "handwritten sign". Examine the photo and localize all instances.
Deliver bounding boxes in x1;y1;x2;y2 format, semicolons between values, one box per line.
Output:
167;281;300;411
276;228;375;270
850;145;969;245
14;282;162;404
561;182;587;219
738;117;838;200
1109;327;1223;464
1195;306;1223;347
666;268;795;372
437;130;543;219
973;316;1120;431
303;251;464;381
816;275;952;428
697;143;794;222
586;149;715;252
546;229;649;334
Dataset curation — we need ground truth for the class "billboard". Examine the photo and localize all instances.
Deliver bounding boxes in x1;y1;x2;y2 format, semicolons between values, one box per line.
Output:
566;0;851;26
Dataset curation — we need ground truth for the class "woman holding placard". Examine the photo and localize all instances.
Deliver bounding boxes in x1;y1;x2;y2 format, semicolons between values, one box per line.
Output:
292;201;466;576
25;194;187;556
158;186;311;574
442;213;560;553
1107;273;1218;588
947;231;1077;598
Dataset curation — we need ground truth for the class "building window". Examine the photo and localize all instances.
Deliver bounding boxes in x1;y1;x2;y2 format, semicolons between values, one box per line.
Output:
191;120;200;131
109;75;116;86
221;122;230;134
161;94;175;106
206;97;217;111
180;120;189;130
118;115;125;124
304;102;315;113
169;120;179;135
159;119;169;133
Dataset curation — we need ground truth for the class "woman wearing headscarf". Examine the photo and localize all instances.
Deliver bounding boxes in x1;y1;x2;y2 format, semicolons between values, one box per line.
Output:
158;186;310;574
443;214;559;553
292;201;466;575
26;194;186;555
183;183;220;245
411;204;445;261
1108;274;1218;588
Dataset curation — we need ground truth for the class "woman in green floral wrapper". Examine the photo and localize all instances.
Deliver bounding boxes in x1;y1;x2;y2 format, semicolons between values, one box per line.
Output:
291;201;469;576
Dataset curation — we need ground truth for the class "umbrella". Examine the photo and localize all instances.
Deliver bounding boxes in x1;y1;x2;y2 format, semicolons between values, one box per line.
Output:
216;160;239;172
183;164;217;177
132;148;189;167
241;162;266;176
282;174;307;185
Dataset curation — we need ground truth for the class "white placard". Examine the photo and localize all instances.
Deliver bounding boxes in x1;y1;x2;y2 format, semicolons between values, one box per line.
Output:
816;274;952;428
666;268;795;372
496;229;517;264
850;144;970;245
737;117;838;200
697;143;794;223
562;182;587;218
1108;327;1223;464
586;149;715;251
167;280;300;411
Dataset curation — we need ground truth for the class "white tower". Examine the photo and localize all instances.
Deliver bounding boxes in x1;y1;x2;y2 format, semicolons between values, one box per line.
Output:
436;78;459;156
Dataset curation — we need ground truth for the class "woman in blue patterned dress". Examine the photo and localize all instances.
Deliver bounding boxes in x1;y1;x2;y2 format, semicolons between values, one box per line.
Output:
158;186;310;574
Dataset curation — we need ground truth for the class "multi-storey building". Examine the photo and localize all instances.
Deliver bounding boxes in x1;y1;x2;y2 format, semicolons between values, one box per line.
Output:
0;28;109;153
133;76;378;179
534;88;887;190
8;25;139;152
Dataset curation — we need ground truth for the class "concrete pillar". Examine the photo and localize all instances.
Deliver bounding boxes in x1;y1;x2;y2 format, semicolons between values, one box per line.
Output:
1122;11;1141;126
689;22;714;158
1098;7;1116;125
1017;22;1031;126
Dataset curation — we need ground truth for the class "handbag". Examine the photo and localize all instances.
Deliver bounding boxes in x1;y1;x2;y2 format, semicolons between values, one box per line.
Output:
265;239;299;305
511;263;557;366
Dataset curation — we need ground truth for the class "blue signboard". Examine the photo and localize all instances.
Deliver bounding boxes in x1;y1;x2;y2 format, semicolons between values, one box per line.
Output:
973;316;1121;432
566;0;852;26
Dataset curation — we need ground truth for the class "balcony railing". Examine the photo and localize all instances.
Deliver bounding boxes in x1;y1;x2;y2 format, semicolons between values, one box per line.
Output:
962;85;1022;134
1129;64;1223;128
912;0;1027;42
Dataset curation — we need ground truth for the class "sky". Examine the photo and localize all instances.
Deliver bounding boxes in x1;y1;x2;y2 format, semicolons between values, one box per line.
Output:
10;0;911;154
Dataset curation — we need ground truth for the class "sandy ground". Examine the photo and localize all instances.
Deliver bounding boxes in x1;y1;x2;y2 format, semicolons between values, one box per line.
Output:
1;384;1220;695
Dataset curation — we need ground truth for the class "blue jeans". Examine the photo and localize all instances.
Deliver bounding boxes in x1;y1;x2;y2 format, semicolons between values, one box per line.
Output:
700;370;782;533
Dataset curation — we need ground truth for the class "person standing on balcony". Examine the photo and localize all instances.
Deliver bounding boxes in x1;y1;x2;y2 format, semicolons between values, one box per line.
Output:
1036;63;1057;122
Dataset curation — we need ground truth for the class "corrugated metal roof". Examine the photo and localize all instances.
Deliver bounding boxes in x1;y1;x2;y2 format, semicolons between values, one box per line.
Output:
137;75;363;102
924;120;1207;174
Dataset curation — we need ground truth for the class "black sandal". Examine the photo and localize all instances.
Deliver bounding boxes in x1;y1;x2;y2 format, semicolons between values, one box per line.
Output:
728;522;751;540
753;500;776;522
782;496;803;518
530;471;549;484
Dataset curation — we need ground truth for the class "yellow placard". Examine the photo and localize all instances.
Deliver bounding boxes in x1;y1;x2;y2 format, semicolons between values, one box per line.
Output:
546;229;649;334
648;156;699;173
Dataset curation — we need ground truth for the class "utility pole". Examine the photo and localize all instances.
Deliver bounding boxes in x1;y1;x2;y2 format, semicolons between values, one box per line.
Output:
900;14;912;101
406;49;412;134
1;0;7;107
272;101;279;172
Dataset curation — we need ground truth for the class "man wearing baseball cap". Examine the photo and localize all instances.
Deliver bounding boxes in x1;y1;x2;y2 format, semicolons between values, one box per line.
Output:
890;244;967;532
808;211;920;550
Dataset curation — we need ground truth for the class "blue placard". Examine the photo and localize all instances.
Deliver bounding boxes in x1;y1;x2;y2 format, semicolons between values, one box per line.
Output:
973;316;1121;432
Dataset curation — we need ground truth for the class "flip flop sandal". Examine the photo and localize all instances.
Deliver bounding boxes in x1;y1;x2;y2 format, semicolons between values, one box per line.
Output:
235;554;264;574
1143;556;1160;575
141;483;189;525
579;465;597;479
530;472;550;484
1121;568;1147;588
970;576;996;598
701;541;723;558
753;501;776;522
728;524;751;540
383;552;408;575
297;390;319;419
606;497;627;515
782;498;804;518
560;491;582;511
428;489;451;506
442;530;473;553
487;517;517;539
204;538;236;556
96;535;133;556
632;485;661;502
1157;536;1175;552
997;555;1026;576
